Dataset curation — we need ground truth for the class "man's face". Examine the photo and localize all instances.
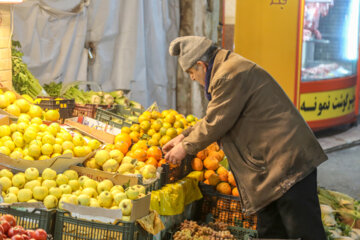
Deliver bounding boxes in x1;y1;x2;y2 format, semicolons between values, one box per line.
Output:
186;61;207;86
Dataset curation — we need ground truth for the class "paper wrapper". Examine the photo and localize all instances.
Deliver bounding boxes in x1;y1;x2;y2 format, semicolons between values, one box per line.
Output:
136;210;164;235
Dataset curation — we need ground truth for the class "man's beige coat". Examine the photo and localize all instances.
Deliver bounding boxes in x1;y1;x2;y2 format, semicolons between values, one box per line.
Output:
182;49;328;214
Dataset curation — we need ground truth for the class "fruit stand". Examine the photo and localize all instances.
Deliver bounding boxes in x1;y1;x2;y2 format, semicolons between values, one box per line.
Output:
0;23;357;240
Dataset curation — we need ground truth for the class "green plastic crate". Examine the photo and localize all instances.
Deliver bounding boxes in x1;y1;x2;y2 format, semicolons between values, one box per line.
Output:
228;225;258;240
0;206;56;234
54;211;151;240
95;105;141;129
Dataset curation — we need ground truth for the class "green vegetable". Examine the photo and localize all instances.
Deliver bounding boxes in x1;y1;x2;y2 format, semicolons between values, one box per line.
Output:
43;82;62;97
12;40;44;99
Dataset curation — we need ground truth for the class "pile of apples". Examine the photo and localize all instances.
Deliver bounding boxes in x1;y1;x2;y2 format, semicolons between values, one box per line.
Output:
0;168;146;221
0;214;47;240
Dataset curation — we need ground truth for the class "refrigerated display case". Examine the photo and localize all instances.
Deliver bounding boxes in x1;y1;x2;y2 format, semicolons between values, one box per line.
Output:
234;0;360;130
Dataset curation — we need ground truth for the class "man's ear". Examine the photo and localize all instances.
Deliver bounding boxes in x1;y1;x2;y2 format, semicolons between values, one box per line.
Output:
197;61;207;72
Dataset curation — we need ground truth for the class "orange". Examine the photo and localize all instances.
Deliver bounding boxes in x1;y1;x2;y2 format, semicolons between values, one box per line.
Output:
151;111;161;119
115;133;132;148
129;131;139;143
203;156;219;170
191;158;203;171
207;142;220;151
217;166;228;175
121;127;131;134
232;188;239;197
228;172;236;187
158;158;167;167
133;149;147;162
208;174;221;186
130;124;140;132
140;120;151;131
204;179;210;185
208;151;223;162
115;141;129;155
216;182;232;195
145;157;158;167
196;149;208;160
204;170;215;179
131;142;147;151
159;135;171;147
147;146;162;160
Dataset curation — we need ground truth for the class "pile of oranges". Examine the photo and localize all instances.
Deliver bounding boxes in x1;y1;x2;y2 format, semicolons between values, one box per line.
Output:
120;110;197;147
100;109;197;169
191;142;239;197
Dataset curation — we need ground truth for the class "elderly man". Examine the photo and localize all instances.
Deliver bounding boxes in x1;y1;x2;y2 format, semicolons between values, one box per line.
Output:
163;36;327;240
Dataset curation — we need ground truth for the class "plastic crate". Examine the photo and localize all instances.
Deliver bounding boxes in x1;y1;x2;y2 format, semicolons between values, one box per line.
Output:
137;173;162;193
73;104;112;118
197;183;257;230
228;225;258;240
53;211;151;240
0;206;56;234
35;97;75;122
95;106;141;129
160;155;193;186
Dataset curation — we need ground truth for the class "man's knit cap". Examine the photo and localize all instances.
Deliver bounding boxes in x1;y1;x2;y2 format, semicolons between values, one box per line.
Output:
169;36;213;71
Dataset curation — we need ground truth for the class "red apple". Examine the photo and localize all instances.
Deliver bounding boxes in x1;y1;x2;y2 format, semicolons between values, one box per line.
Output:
33;229;47;240
0;216;16;227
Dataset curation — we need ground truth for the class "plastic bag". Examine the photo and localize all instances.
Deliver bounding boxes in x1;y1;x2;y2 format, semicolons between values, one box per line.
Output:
136;210;165;235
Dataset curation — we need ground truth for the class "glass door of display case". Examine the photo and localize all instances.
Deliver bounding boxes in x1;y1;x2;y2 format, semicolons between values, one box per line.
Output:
299;0;360;130
234;0;360;131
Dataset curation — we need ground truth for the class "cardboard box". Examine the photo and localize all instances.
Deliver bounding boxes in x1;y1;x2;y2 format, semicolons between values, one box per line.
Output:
67;165;151;222
62;194;151;223
66;116;122;136
65;118;116;144
70;165;139;187
0;152;93;173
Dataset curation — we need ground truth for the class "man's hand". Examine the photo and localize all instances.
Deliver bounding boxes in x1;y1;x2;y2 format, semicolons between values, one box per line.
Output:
162;134;185;154
164;142;187;165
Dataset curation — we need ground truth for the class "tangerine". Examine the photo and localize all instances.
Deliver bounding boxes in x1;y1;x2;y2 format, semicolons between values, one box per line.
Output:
203;156;219;170
191;158;203;171
133;149;147;162
114;141;129;154
232;188;239;197
158;158;167;167
216;182;232;195
228;172;236;187
204;170;215;179
115;133;132;148
145;157;158;167
147;146;162;160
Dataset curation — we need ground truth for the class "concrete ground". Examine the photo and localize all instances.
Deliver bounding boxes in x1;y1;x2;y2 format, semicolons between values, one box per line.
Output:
316;116;360;199
317;145;360;199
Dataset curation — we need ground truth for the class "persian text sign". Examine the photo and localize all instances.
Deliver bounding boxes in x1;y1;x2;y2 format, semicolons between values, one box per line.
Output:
300;87;356;121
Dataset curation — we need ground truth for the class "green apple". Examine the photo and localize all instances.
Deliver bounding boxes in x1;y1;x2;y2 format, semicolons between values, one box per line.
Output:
18;189;32;202
56;174;69;186
83;179;97;190
49;187;62;199
24;180;41;190
12;174;26;188
4;193;17;203
78;176;89;187
43;195;58;209
82;187;98;198
119;199;132;216
125;186;139;200
7;186;19;195
0;169;13;179
59;184;72;194
89;198;100;207
42;179;57;190
0;177;12;191
42;168;57;180
113;192;127;206
98;191;113;208
63;170;78;180
97;180;113;194
24;167;39;181
77;194;90;206
32;186;48;200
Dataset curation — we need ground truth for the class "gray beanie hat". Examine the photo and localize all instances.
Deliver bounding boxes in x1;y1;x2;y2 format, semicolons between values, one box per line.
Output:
169;36;213;71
